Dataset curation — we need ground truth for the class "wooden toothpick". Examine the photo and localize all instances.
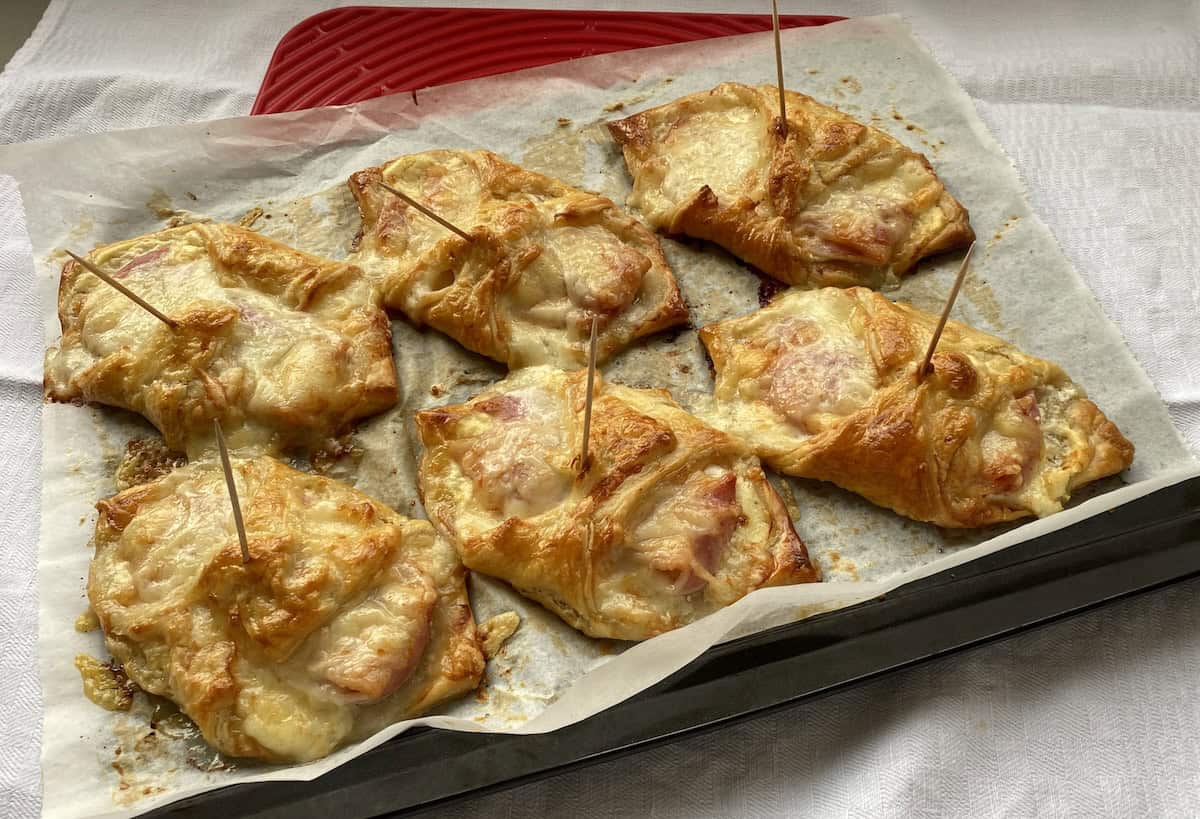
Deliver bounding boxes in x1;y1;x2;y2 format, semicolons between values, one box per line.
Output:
917;241;976;381
579;315;599;475
771;0;787;135
375;180;473;241
213;419;251;564
65;250;178;329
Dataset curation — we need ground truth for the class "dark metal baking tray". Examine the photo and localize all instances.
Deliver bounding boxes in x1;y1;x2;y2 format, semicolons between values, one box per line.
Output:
150;473;1200;818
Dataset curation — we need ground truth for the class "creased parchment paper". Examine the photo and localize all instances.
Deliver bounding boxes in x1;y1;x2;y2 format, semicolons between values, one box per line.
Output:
0;15;1195;819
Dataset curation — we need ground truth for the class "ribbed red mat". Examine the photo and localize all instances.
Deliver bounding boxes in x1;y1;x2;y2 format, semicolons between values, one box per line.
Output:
252;6;842;115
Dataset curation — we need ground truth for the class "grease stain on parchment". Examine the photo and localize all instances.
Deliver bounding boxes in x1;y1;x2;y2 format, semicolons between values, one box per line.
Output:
67;214;94;245
146;190;211;228
831;75;863;100
870;105;944;155
598;75;676;115
963;273;1005;330
519;120;628;200
820;550;861;581
792;602;843;621
106;696;231;807
987;214;1021;251
254;185;362;261
893;253;1004;331
145;190;178;220
889;270;945;314
519;128;589;188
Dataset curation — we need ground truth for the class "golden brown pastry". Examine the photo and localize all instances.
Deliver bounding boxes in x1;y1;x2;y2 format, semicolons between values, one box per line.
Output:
416;365;819;640
699;287;1134;528
348;149;688;368
44;223;397;458
608;82;974;288
88;455;484;763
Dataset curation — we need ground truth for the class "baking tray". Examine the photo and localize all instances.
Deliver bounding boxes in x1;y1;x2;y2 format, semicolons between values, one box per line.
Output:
151;474;1200;818
142;6;1200;818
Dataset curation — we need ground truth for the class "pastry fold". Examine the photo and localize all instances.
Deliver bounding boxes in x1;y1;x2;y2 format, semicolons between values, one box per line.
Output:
608;82;974;288
44;223;397;457
699;287;1134;528
416;365;819;641
88;455;484;762
349;149;688;368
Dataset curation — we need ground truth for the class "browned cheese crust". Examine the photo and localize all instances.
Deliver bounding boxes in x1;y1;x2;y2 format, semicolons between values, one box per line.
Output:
44;223;397;458
348;149;689;368
415;366;819;641
88;455;484;763
608;82;975;288
699;287;1134;528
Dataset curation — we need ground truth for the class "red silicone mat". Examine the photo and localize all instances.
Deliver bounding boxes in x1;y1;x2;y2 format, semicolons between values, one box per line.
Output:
252;6;842;115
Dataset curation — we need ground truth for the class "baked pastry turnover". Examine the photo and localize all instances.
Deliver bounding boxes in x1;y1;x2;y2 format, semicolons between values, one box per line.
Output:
349;149;688;368
88;455;484;762
44;223;397;457
608;82;974;288
699;287;1134;528
416;366;819;641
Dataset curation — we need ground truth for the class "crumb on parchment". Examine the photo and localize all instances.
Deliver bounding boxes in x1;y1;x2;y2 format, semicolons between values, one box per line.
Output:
478;611;521;660
75;609;100;632
75;654;136;712
115;438;185;491
238;206;265;229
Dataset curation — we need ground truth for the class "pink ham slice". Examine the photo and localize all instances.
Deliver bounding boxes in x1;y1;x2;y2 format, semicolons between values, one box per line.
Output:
113;247;169;279
758;318;877;431
638;471;742;594
561;239;649;315
310;564;438;703
981;390;1043;494
457;389;569;518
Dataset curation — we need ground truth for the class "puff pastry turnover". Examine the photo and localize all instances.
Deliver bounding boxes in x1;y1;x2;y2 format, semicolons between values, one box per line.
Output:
416;365;819;641
608;82;974;288
699;287;1134;528
349;149;688;368
44;223;397;458
88;455;484;763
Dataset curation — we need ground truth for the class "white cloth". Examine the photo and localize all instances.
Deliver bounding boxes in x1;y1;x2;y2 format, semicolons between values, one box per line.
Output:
1;1;1198;817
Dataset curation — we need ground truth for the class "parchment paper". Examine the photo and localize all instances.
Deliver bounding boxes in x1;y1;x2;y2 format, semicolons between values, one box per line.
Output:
1;16;1195;819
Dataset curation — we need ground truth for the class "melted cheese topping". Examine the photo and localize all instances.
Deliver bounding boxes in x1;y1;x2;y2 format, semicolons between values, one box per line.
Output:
88;456;478;762
349;150;687;368
501;204;658;362
654;98;768;207
731;290;877;440
44;223;395;457
630;466;742;594
797;172;921;265
549;223;650;315
455;385;572;519
753;318;876;433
